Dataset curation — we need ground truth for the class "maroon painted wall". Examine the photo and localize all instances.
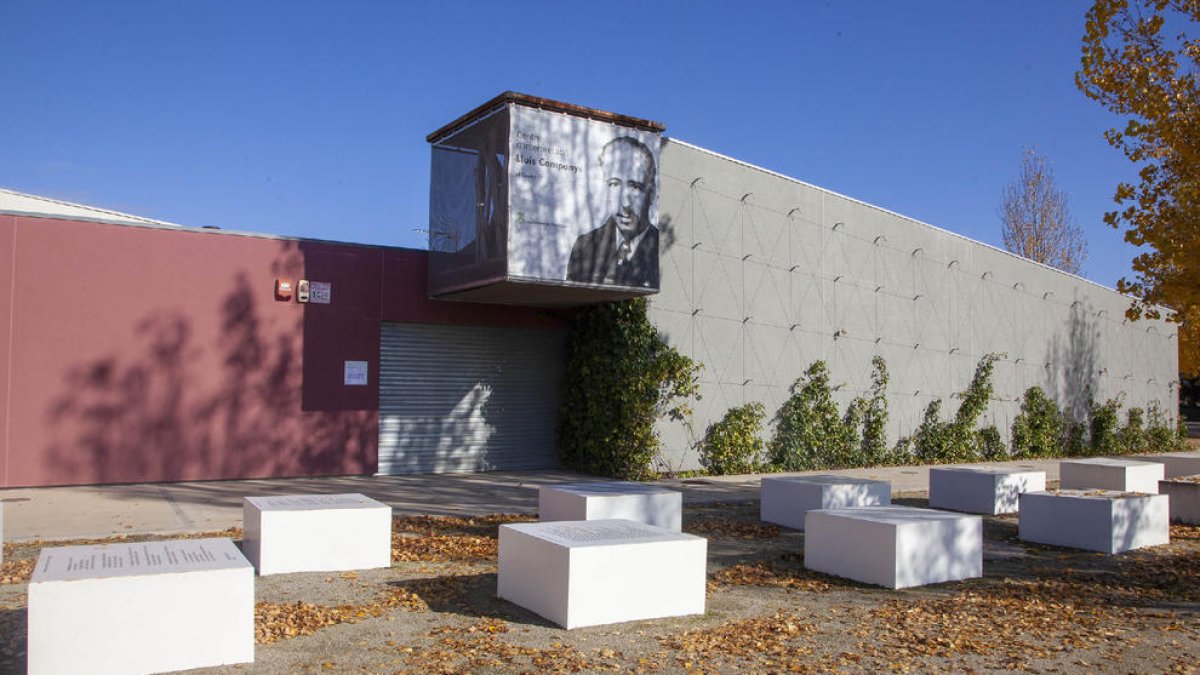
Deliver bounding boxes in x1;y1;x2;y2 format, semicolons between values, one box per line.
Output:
0;216;14;487
0;215;566;488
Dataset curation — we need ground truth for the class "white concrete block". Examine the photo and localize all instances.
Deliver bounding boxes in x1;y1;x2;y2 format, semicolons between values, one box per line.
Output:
243;493;392;575
28;538;253;675
538;482;682;531
928;466;1047;515
804;506;982;589
1147;452;1200;479
1018;490;1170;553
1059;458;1164;493
498;519;706;628
1159;478;1200;524
760;475;891;530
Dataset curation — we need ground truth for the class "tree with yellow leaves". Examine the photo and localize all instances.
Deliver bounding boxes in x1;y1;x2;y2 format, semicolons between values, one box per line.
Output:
1076;0;1200;373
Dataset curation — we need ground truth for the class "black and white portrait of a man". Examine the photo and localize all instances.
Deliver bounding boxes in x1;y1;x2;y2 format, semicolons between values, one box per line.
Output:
566;136;659;288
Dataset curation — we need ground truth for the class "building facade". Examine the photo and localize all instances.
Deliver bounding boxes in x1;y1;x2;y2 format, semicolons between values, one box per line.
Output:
0;97;1179;487
649;140;1177;469
0;195;567;487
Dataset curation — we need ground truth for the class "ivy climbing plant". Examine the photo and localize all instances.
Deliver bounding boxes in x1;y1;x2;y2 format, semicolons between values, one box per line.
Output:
859;356;891;465
698;402;766;476
910;353;1004;464
557;298;701;480
1010;388;1185;458
767;357;891;471
1010;386;1066;459
768;360;848;471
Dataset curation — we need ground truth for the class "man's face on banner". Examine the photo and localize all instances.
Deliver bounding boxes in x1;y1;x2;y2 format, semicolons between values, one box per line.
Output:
600;141;653;241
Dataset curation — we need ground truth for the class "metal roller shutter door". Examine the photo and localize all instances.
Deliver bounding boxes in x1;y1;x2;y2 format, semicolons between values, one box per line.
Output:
378;322;566;474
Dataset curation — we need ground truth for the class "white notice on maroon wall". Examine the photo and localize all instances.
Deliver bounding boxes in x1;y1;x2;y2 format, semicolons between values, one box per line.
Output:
309;281;331;304
344;361;368;386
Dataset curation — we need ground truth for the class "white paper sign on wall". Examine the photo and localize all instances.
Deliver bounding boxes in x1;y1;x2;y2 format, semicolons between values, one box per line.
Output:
309;281;332;304
344;360;368;386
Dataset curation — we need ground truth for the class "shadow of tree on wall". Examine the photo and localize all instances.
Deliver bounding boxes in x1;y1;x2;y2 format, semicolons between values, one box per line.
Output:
379;378;499;475
42;241;375;485
1047;299;1100;423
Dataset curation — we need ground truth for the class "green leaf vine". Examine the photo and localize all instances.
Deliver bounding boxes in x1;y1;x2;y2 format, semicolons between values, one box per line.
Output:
557;298;701;480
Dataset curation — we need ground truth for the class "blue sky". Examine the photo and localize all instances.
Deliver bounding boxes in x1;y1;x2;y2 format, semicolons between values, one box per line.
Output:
1;1;1140;289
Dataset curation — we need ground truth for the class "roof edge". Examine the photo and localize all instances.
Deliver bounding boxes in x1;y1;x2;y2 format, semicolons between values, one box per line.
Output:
0;187;186;228
3;209;426;254
426;92;666;144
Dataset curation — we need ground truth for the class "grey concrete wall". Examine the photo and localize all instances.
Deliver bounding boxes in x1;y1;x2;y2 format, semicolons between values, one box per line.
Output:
649;139;1179;471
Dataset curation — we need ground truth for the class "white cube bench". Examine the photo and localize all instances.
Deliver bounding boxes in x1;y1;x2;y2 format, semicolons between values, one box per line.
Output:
804;506;982;589
1018;490;1170;553
1059;457;1164;493
538;482;682;531
498;519;706;628
1148;452;1200;478
928;466;1046;515
28;538;254;675
243;493;392;575
760;475;891;530
1159;478;1200;524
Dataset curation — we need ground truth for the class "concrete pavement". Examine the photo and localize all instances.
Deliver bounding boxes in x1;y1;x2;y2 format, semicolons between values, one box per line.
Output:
0;457;1099;543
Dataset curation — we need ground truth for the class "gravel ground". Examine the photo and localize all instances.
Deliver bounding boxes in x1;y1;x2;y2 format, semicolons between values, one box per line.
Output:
2;494;1199;674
